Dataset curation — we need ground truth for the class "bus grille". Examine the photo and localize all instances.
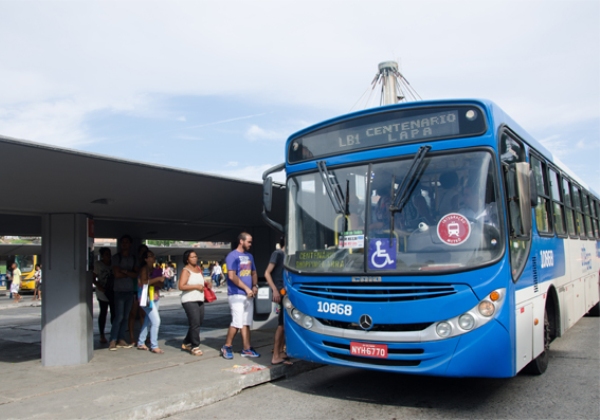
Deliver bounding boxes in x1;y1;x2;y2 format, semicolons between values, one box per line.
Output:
318;319;432;332
298;282;456;302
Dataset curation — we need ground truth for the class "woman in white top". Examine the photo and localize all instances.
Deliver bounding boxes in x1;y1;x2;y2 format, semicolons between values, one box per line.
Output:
179;250;209;356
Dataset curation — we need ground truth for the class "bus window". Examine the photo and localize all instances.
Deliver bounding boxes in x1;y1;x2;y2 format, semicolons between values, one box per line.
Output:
530;155;551;234
562;178;576;236
548;167;566;235
286;151;504;273
500;134;525;164
582;193;593;238
16;255;34;273
592;200;600;238
571;186;585;238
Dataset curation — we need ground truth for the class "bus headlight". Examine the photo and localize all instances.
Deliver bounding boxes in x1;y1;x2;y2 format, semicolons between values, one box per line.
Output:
291;308;302;321
302;316;314;329
458;313;475;330
284;297;293;310
478;301;495;317
436;322;452;337
424;288;505;341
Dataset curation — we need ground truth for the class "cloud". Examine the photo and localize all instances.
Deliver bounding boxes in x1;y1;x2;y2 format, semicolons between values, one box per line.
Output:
216;164;284;183
245;124;287;141
225;161;238;167
0;99;95;147
176;116;186;122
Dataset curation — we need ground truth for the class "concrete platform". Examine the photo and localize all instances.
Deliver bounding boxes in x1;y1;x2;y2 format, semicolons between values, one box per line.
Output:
0;291;320;419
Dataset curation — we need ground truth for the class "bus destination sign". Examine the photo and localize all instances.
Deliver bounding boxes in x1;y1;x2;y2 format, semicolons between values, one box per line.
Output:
288;106;486;163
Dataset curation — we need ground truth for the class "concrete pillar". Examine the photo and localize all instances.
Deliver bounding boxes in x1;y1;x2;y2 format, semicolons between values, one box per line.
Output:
41;214;94;366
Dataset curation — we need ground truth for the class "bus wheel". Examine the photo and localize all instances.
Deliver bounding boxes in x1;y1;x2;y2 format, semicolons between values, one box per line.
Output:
585;302;599;317
524;308;550;375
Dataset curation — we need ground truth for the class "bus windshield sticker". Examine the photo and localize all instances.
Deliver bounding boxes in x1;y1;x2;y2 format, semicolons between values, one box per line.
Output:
368;238;396;270
437;213;471;246
295;250;343;270
339;230;364;249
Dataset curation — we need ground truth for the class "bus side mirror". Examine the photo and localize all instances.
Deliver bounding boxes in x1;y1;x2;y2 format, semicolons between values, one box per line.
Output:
263;176;273;212
262;163;285;233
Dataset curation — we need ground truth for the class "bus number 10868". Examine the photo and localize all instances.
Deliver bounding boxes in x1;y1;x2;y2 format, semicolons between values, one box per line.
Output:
317;301;353;316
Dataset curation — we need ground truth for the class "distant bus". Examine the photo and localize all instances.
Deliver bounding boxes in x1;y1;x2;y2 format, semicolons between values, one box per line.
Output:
262;99;600;377
3;255;40;292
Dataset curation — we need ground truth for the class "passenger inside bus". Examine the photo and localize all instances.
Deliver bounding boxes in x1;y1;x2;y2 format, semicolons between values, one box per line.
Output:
437;171;460;216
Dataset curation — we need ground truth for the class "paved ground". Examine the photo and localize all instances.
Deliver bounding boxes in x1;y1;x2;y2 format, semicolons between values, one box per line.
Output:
173;317;600;419
0;290;317;419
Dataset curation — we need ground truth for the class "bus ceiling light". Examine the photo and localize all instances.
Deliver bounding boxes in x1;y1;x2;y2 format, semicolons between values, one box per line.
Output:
465;110;477;121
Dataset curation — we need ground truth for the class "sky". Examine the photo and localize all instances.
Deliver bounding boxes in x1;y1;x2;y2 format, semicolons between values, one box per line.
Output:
1;0;599;192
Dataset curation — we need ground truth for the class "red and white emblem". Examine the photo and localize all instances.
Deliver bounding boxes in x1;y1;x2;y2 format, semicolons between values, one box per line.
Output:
437;213;471;246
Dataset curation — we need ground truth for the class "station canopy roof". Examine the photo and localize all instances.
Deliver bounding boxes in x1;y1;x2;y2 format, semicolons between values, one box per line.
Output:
0;135;285;243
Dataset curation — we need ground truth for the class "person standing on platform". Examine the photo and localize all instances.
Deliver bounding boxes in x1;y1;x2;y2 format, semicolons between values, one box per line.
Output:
221;232;260;360
211;262;222;287
179;250;206;356
32;264;42;301
93;247;113;344
6;264;13;299
136;250;164;354
220;260;227;288
109;235;138;351
10;262;22;304
264;237;292;365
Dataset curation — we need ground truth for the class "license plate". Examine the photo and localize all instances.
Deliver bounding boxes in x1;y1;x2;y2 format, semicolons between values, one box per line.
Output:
349;342;388;359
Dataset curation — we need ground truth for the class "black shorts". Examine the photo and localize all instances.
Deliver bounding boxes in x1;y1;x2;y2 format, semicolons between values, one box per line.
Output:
277;291;285;326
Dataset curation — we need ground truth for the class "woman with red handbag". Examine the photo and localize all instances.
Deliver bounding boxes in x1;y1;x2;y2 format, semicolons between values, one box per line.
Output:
179;250;208;356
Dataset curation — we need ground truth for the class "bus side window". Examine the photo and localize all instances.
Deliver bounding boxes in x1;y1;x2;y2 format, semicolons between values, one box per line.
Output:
562;178;576;236
548;167;566;236
530;155;552;234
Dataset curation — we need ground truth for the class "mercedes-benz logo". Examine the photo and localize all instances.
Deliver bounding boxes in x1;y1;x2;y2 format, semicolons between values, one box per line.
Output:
359;314;373;331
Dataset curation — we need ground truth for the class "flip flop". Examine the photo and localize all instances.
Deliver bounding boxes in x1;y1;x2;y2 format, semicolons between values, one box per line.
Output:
150;348;164;354
271;360;293;366
137;345;149;351
191;347;203;356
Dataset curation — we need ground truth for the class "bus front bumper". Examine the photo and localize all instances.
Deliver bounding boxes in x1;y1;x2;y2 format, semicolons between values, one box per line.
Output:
285;314;514;378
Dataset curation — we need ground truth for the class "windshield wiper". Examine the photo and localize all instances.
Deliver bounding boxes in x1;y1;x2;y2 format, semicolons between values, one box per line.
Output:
317;160;347;215
389;145;431;231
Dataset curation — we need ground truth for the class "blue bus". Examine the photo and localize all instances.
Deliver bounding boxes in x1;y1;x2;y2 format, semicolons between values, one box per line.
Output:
262;99;600;377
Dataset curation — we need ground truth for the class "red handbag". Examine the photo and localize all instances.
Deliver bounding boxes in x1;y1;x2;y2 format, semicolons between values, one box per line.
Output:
204;282;217;303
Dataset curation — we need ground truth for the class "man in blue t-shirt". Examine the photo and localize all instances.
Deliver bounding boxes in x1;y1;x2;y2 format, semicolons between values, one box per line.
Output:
221;232;260;360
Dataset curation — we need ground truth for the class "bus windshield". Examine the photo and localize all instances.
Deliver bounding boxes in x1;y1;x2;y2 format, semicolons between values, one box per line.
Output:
286;150;504;274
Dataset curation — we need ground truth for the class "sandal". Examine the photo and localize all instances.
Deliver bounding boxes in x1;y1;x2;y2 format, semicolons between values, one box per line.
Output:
191;347;203;356
150;348;164;354
181;343;192;351
137;345;149;351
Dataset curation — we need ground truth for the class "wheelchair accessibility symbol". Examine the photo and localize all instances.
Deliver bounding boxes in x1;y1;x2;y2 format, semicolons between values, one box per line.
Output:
368;238;396;270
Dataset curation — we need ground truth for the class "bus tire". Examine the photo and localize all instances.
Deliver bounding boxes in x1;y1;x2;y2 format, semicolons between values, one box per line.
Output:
585;302;599;317
523;307;550;375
